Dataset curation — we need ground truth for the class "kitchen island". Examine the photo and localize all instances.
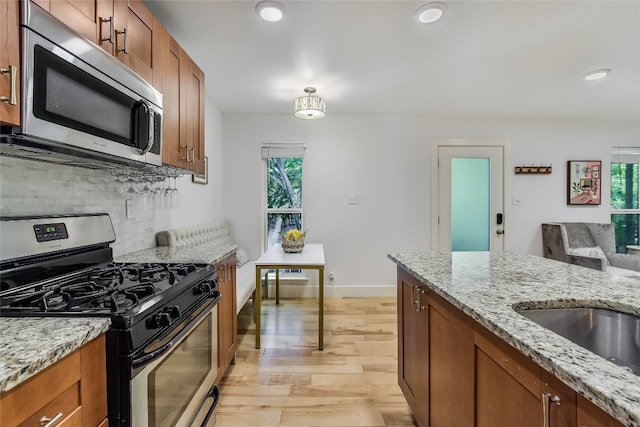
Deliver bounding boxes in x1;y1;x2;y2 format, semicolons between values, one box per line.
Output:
389;251;639;426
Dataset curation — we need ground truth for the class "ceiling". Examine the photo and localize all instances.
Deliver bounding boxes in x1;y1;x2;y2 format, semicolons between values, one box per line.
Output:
143;0;640;120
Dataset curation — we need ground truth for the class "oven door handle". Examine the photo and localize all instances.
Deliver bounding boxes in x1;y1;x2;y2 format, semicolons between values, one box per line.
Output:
131;292;220;368
197;384;220;427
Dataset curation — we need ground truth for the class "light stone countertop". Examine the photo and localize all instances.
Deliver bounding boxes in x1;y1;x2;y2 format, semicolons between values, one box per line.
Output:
115;242;237;265
0;317;110;393
388;251;640;426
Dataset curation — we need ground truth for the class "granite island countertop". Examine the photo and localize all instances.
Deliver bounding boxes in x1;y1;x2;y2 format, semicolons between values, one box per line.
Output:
0;317;111;393
388;251;640;426
115;242;237;265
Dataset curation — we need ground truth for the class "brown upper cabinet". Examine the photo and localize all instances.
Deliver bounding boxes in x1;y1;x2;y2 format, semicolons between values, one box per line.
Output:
35;0;160;89
159;27;205;174
0;0;21;126
20;0;206;171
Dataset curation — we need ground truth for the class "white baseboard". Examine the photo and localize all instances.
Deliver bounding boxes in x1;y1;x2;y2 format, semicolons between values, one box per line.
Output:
263;283;396;298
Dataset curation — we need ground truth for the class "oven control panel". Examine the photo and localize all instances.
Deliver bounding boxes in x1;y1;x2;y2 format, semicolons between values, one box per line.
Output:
33;223;69;242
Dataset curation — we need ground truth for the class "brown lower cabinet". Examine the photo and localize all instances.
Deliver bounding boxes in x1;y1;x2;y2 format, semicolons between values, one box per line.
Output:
217;253;238;383
0;334;108;427
397;267;624;427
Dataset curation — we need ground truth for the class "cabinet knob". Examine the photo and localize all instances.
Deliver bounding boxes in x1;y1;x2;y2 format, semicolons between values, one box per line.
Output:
0;65;18;105
99;16;114;44
40;413;63;427
542;392;561;427
116;28;128;53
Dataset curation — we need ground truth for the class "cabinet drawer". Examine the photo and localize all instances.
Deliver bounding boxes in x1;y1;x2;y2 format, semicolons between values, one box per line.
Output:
1;351;81;426
18;382;81;427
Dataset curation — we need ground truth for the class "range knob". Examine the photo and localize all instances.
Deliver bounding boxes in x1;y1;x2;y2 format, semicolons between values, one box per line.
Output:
193;281;213;296
146;312;171;329
146;305;180;329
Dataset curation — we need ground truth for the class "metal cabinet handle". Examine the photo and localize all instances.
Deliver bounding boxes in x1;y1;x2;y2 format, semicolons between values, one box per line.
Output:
40;413;63;427
542;392;561;427
99;16;114;43
187;147;195;163
180;145;188;160
0;65;18;105
418;288;426;311
412;285;420;312
116;28;128;53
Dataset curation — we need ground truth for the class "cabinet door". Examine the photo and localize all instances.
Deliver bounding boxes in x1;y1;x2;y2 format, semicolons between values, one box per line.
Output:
48;0;99;42
81;335;108;427
541;369;576;427
114;0;154;83
475;325;542;427
397;269;428;426
181;51;206;174
161;30;187;169
577;394;624;427
217;254;237;382
0;0;20;126
428;290;474;426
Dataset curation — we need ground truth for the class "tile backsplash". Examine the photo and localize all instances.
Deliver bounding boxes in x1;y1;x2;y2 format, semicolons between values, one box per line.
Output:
1;156;157;256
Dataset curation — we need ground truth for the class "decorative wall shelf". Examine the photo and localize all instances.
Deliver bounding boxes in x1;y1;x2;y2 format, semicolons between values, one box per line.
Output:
514;165;552;175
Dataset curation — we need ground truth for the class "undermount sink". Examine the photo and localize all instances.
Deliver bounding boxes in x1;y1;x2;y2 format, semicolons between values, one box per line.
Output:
515;306;640;375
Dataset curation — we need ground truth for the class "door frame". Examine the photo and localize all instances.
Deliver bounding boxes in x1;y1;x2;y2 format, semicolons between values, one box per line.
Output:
430;139;512;251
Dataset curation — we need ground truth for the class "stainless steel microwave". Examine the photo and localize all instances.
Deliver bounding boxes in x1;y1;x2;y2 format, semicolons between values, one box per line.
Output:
0;1;162;168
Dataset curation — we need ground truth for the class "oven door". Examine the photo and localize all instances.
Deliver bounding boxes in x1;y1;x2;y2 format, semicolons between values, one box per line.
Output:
130;302;219;427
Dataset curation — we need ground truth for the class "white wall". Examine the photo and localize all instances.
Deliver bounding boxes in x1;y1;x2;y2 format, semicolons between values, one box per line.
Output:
0;98;224;257
222;114;638;295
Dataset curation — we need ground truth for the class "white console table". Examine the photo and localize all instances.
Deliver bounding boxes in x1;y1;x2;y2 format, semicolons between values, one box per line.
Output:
627;245;640;256
254;244;326;350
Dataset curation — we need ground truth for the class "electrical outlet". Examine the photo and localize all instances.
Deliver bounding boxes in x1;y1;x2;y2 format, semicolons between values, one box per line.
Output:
329;272;335;282
512;197;521;205
348;194;359;205
126;199;134;219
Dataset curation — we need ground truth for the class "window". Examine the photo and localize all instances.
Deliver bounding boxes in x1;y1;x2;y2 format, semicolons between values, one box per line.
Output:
611;148;640;253
262;144;305;251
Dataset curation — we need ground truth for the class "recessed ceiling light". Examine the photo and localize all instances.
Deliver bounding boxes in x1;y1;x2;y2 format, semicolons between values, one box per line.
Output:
583;69;611;81
415;2;447;24
256;1;285;22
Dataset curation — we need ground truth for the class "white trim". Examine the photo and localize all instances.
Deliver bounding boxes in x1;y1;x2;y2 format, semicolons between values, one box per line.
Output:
260;143;306;159
430;139;511;251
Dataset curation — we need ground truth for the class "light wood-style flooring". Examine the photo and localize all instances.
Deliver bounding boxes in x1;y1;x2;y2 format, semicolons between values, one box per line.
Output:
215;297;416;427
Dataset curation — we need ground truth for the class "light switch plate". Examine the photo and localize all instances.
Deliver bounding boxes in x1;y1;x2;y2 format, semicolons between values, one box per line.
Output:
126;199;134;219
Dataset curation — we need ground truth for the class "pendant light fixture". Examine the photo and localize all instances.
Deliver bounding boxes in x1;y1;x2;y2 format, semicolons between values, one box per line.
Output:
294;87;327;119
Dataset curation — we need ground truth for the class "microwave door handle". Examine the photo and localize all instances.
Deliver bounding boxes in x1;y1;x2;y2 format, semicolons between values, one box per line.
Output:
132;100;154;155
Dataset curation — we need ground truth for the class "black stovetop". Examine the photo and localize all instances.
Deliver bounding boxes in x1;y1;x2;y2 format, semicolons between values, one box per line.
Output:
0;261;211;315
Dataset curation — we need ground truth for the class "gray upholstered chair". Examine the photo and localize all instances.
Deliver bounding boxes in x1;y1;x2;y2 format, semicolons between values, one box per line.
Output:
541;222;640;276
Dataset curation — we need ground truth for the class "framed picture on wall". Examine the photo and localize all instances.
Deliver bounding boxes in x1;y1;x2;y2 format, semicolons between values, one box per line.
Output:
567;160;601;205
192;156;208;185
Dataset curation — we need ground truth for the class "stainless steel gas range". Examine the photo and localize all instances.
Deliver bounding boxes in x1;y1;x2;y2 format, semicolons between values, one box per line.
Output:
0;214;220;427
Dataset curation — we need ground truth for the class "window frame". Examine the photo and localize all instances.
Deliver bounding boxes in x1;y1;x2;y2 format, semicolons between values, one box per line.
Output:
261;144;306;255
610;148;640;253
